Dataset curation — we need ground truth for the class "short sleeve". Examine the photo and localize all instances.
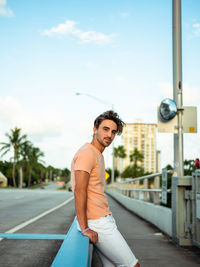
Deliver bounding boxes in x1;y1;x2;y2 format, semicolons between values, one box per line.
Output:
73;148;95;174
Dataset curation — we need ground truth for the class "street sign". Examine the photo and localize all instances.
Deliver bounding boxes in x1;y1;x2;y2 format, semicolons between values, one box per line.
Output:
161;168;167;204
105;171;110;180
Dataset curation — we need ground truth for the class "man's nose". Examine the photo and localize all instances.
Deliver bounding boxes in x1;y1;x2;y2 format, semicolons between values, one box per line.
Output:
107;131;112;138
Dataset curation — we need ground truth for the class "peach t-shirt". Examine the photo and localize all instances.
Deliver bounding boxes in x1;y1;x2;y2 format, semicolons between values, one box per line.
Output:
71;143;112;219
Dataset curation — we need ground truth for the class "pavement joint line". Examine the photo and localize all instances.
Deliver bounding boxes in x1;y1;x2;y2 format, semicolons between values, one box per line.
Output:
0;196;74;242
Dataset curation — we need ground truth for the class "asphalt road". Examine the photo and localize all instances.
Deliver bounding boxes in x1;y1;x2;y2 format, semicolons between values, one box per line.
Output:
0;185;75;267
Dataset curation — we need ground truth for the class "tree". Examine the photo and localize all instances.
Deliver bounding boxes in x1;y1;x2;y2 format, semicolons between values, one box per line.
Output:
129;148;144;166
18;140;33;188
114;145;126;177
27;146;45;187
184;159;195;176
0;127;27;187
121;148;145;178
114;145;127;159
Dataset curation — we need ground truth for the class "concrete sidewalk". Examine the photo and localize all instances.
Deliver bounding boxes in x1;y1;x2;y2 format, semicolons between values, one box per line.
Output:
92;195;200;267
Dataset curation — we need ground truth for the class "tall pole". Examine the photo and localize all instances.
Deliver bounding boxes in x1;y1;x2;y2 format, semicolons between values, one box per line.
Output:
172;0;184;176
111;104;115;184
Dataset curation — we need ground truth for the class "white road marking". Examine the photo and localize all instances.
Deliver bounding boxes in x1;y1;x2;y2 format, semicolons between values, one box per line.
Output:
14;196;25;200
154;233;163;236
0;196;74;242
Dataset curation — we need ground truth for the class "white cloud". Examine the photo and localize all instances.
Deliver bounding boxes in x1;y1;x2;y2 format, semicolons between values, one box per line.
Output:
193;23;200;37
42;20;76;37
120;12;130;19
193;23;200;28
0;96;65;141
159;82;200;105
84;61;97;69
0;0;14;17
41;20;114;44
187;22;200;39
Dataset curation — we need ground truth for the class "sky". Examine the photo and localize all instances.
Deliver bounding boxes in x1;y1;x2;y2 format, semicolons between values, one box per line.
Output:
0;0;200;170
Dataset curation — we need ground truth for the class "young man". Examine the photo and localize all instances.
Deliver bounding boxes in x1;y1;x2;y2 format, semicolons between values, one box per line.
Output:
71;110;139;267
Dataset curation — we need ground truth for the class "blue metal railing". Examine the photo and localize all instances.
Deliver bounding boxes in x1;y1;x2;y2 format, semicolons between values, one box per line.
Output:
0;218;91;267
51;218;91;267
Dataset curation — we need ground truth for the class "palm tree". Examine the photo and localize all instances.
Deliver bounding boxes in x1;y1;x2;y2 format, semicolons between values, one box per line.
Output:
27;146;45;187
114;145;127;178
0;127;27;187
18;140;33;188
129;148;144;166
114;145;127;159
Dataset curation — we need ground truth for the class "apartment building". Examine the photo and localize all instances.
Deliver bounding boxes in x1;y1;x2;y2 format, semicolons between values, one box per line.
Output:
117;123;158;174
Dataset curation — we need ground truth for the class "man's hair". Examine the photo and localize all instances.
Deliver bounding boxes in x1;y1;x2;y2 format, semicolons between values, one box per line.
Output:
94;110;125;135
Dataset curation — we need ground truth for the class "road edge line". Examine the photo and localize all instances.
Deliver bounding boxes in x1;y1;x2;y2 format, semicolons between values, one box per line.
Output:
0;196;74;241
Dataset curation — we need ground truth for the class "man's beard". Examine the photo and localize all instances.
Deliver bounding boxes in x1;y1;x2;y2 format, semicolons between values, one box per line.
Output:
97;135;112;147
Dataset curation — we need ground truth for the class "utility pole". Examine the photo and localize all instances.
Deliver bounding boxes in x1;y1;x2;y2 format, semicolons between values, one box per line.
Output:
172;0;184;176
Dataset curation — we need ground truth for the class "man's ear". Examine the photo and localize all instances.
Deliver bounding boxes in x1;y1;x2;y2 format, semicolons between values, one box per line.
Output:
93;126;97;135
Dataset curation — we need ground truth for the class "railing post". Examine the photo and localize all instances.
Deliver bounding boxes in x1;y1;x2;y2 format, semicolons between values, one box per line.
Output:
144;178;148;201
136;181;140;200
154;176;160;205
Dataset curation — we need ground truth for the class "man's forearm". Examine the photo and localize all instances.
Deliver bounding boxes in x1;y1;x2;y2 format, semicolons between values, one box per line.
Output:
74;189;88;231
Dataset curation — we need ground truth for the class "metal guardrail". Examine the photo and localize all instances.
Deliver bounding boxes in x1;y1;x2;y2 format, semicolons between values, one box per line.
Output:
109;171;172;205
51;218;92;267
0;218;92;267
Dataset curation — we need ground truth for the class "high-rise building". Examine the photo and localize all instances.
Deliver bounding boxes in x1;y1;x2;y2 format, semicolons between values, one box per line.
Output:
117;123;158;174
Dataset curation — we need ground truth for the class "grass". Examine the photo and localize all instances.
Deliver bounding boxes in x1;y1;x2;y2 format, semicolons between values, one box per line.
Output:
57;185;67;190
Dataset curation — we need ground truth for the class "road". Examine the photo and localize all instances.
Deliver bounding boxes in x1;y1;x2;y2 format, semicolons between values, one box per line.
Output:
0;184;75;267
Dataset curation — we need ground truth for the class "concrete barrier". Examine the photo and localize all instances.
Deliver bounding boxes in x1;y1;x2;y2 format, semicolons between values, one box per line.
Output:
106;189;172;237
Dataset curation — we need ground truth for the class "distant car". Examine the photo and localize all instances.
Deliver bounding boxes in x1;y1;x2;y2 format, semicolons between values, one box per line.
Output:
40;186;45;189
68;185;72;192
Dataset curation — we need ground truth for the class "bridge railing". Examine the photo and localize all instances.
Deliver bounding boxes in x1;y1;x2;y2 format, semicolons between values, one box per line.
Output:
108;172;172;205
51;218;92;267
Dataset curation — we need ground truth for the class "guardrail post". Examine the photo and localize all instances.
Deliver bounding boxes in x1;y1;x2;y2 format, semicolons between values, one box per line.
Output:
136;181;140;200
154;175;160;205
144;178;148;201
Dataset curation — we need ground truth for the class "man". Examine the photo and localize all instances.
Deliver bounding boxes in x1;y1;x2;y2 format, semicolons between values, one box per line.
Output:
71;110;139;267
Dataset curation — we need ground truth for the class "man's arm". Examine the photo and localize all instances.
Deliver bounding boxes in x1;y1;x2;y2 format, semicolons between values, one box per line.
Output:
74;170;98;243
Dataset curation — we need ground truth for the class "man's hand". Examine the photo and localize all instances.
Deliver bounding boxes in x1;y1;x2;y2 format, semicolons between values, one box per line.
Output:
83;229;98;243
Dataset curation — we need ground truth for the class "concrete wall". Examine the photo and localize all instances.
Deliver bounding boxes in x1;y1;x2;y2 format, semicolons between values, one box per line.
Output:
106;189;172;237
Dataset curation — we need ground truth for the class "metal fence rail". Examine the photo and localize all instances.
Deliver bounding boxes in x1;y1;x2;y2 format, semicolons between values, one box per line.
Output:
109;171;172;205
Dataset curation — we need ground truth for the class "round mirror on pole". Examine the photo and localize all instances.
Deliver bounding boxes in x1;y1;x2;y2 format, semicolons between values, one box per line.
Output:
159;98;177;122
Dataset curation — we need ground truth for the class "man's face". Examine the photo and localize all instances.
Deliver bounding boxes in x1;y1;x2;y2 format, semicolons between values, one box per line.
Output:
94;119;117;148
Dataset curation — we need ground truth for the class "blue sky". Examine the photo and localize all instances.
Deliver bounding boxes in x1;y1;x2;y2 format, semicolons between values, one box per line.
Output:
0;0;200;169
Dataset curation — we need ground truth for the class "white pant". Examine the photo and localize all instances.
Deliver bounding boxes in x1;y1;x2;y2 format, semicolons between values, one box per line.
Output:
76;215;138;267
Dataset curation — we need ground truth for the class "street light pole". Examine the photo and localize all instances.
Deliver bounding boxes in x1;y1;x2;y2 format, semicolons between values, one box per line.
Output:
111;104;115;184
172;0;184;176
76;92;115;183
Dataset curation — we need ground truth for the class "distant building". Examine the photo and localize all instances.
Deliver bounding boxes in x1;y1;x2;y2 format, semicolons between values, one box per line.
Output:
116;123;159;174
0;172;8;187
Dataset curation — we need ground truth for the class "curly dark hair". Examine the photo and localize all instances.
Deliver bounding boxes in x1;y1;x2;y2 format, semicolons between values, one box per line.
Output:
94;110;125;135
